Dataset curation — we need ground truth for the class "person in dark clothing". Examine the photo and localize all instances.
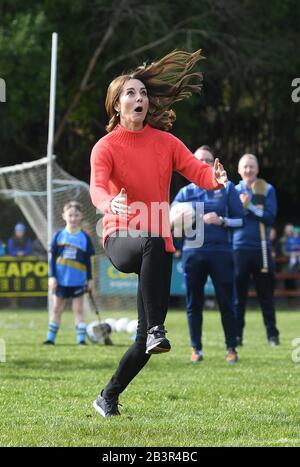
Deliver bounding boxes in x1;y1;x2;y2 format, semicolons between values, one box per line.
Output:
7;223;32;256
172;146;244;364
233;154;280;346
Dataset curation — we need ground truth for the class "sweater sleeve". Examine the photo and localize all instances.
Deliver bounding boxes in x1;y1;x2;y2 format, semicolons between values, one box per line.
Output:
172;136;223;190
223;182;244;228
90;142;115;213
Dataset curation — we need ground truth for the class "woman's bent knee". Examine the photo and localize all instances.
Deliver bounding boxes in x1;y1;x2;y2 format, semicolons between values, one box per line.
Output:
144;236;165;252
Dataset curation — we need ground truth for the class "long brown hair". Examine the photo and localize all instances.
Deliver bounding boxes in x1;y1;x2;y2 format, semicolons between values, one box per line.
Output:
105;50;204;132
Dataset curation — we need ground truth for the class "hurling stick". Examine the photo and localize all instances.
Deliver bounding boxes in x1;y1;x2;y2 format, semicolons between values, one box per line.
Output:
87;290;113;345
251;178;268;273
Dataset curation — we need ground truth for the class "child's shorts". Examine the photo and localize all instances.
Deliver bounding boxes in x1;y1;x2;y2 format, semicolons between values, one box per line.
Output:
55;285;86;299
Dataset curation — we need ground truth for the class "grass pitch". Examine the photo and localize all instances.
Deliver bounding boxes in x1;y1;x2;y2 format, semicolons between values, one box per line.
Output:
0;309;300;447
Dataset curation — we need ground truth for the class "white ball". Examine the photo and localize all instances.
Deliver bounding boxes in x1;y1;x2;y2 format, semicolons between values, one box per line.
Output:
104;318;117;332
126;319;138;334
86;320;105;344
115;317;130;333
170;202;195;234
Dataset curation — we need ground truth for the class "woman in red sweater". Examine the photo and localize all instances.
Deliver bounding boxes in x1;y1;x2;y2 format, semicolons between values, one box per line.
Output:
90;50;228;418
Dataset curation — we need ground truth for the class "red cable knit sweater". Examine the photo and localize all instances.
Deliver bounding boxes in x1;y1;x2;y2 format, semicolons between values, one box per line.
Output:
90;124;223;252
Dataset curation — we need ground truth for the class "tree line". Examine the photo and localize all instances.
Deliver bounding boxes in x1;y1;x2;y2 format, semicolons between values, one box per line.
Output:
0;0;300;223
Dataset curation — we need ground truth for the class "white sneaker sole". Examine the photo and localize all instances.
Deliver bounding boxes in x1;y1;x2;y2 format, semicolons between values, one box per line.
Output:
93;399;106;418
145;340;171;354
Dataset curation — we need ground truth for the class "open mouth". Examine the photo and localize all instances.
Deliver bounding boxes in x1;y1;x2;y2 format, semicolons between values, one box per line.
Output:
134;106;143;113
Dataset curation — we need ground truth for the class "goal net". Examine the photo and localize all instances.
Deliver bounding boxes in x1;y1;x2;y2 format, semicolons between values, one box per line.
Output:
0;157;136;311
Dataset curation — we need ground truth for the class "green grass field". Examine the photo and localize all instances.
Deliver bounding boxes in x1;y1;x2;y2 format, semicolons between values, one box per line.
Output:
0;309;300;447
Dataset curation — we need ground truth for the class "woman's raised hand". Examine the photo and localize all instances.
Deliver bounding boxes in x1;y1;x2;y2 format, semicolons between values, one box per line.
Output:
111;188;132;217
213;158;228;187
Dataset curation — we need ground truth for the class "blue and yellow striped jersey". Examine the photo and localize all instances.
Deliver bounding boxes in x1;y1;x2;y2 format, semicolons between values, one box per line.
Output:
49;228;95;287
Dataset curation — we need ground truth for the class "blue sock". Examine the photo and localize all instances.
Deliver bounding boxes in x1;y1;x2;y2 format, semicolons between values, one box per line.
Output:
47;322;59;343
76;322;86;344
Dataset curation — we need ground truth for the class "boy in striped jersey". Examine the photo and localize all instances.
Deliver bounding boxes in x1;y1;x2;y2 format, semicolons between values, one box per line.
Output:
44;201;95;345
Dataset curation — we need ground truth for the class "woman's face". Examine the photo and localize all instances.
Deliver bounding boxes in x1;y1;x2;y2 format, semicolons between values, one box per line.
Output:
116;79;149;131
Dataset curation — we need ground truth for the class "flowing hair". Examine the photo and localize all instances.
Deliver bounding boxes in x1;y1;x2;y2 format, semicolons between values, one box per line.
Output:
105;50;204;132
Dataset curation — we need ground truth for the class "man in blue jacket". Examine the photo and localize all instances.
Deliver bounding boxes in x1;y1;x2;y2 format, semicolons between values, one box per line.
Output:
172;146;244;363
233;154;280;346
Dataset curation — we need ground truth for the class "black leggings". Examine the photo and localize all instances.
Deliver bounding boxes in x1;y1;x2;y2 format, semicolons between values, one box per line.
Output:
102;233;173;399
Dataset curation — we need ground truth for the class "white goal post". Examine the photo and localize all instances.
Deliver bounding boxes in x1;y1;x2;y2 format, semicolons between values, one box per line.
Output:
0;156;136;312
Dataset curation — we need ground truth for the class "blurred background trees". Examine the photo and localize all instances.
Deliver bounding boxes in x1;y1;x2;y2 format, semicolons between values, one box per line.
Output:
1;0;300;223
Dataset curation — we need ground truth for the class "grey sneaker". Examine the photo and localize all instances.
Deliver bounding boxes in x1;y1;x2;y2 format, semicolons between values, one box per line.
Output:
93;394;121;418
146;325;171;354
268;336;280;346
